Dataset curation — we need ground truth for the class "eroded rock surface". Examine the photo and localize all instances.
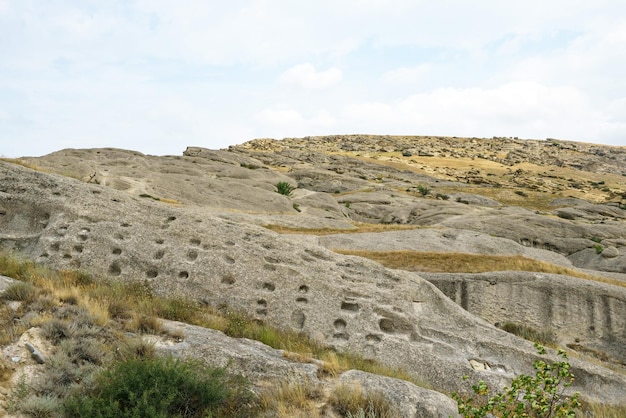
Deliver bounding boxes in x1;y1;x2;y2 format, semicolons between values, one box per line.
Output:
2;136;626;410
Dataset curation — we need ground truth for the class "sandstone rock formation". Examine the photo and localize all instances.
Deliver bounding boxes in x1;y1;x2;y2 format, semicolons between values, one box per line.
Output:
2;135;626;412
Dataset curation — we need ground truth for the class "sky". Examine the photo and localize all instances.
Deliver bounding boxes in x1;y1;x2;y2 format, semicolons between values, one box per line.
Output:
1;1;626;157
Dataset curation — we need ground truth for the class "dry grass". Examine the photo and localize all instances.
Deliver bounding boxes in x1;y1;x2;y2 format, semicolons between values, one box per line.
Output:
577;402;626;418
0;250;430;393
329;383;398;418
263;222;422;236
258;379;324;418
334;250;626;289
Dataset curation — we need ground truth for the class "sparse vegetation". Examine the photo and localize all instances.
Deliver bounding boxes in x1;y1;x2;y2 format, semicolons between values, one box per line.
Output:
416;184;431;196
453;344;581;417
594;244;604;254
0;250;429;416
498;322;556;346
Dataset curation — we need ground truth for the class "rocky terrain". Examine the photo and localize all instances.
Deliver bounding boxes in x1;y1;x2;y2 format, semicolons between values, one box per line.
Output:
1;135;626;415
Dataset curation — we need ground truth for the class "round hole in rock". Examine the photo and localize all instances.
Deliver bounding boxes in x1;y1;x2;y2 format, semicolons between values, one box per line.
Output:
178;271;189;279
263;282;276;291
108;262;121;276
221;275;235;285
146;270;158;278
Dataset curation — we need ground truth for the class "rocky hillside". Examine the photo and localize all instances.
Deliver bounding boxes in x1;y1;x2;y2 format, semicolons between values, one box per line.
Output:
1;135;626;415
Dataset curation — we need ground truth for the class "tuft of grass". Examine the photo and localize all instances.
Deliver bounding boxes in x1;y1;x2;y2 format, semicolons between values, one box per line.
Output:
258;378;323;417
329;383;397;418
499;322;556;346
577;401;626;418
1;281;39;302
275;181;296;196
334;250;626;289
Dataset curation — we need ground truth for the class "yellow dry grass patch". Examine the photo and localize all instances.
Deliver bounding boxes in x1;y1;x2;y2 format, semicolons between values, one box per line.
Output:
334;250;626;289
263;222;422;235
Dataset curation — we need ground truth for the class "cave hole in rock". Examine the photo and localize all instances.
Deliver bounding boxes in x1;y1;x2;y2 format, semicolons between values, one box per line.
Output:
379;318;395;334
263;282;276;292
108;262;121;276
112;248;122;255
77;234;88;242
190;238;201;246
223;255;236;264
257;299;267;308
221;275;236;285
121;223;131;228
154;250;165;260
298;285;309;294
178;271;189;279
146;269;158;278
341;301;360;312
334;319;347;332
73;245;83;253
50;242;60;252
291;310;305;329
62;254;72;260
296;297;308;304
167;216;176;222
155;238;164;244
187;250;198;261
366;334;382;343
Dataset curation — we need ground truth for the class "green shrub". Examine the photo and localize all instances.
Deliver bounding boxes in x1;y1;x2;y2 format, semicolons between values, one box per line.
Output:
416;185;431;196
275;181;295;196
453;344;580;418
594;244;603;254
63;356;256;418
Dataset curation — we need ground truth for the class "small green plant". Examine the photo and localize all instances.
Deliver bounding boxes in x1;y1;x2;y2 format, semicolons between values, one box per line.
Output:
345;201;351;209
275;181;295;196
293;203;301;212
594;244;603;255
416;185;431;196
435;193;450;200
453;344;581;418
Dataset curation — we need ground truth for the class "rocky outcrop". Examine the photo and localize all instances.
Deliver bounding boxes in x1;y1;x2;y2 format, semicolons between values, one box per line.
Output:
423;271;626;367
2;136;626;410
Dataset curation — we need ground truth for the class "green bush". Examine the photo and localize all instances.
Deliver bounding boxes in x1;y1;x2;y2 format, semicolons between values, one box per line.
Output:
275;181;295;196
63;356;256;417
594;244;603;255
453;344;580;418
416;185;431;196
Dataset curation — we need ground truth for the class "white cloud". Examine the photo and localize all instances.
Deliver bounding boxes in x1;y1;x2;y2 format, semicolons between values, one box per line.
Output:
254;108;336;136
383;64;432;84
341;81;611;142
278;63;342;89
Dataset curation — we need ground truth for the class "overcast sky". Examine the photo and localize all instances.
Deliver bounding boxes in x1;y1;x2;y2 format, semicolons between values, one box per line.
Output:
1;1;625;157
